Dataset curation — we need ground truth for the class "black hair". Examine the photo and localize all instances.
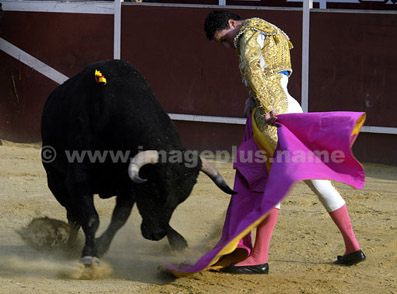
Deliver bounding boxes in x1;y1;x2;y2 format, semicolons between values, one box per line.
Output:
204;10;243;41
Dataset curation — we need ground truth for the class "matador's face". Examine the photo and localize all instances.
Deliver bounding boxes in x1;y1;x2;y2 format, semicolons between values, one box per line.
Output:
214;19;242;49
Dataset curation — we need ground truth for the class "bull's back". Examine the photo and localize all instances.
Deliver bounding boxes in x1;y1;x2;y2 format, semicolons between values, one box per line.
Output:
41;60;181;154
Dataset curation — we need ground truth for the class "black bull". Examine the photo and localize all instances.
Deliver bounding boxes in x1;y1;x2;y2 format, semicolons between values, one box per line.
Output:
41;60;235;265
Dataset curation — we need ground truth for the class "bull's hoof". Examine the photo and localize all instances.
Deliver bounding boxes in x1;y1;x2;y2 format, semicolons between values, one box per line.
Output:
80;256;100;266
77;256;112;280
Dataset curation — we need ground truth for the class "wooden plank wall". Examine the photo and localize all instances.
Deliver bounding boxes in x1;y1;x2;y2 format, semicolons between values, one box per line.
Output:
0;4;396;164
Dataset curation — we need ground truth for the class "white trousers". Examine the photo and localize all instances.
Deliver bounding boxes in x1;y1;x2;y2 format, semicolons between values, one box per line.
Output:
273;75;345;212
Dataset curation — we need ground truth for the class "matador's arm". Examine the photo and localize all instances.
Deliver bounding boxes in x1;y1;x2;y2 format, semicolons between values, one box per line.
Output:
239;30;274;114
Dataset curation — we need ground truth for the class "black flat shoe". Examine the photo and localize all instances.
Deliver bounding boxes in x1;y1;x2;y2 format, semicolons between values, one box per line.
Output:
334;249;366;266
220;263;269;274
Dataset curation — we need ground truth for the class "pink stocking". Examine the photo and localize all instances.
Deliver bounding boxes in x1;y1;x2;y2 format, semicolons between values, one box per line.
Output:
329;205;360;255
235;208;279;266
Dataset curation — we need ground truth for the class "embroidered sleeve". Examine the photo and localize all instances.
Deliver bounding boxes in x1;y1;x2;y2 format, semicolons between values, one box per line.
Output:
239;29;274;113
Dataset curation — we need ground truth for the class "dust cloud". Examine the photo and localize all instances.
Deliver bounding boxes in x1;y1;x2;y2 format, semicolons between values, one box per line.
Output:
4;209;225;282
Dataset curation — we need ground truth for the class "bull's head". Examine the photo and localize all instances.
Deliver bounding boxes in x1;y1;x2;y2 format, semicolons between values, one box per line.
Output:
128;150;235;241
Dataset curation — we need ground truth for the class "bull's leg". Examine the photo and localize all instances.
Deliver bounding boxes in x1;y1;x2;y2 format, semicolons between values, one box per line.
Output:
45;166;81;249
96;195;135;256
167;226;188;251
77;193;100;262
67;179;100;264
66;210;81;249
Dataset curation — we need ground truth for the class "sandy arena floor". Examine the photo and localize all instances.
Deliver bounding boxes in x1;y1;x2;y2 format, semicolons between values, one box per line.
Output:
0;141;396;294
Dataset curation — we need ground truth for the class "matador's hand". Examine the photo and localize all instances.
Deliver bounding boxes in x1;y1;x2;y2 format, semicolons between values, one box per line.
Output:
243;97;256;118
264;110;278;125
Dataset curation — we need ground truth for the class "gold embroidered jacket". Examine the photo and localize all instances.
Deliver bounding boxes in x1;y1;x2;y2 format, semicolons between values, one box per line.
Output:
235;18;294;159
235;17;293;114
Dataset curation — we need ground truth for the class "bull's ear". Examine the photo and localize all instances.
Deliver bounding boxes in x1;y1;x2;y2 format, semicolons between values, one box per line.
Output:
200;157;237;195
128;150;159;183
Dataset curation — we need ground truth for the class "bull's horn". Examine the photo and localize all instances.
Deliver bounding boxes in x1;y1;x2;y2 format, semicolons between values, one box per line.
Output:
200;157;236;195
128;150;159;183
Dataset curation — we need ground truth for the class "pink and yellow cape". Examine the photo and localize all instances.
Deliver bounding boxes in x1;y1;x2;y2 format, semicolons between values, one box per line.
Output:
163;111;366;277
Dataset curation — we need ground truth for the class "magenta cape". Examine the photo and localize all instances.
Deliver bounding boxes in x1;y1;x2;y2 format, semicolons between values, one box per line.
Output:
164;111;366;277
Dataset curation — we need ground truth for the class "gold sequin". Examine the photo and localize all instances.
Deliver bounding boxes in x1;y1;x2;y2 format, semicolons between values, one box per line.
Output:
236;18;293;151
